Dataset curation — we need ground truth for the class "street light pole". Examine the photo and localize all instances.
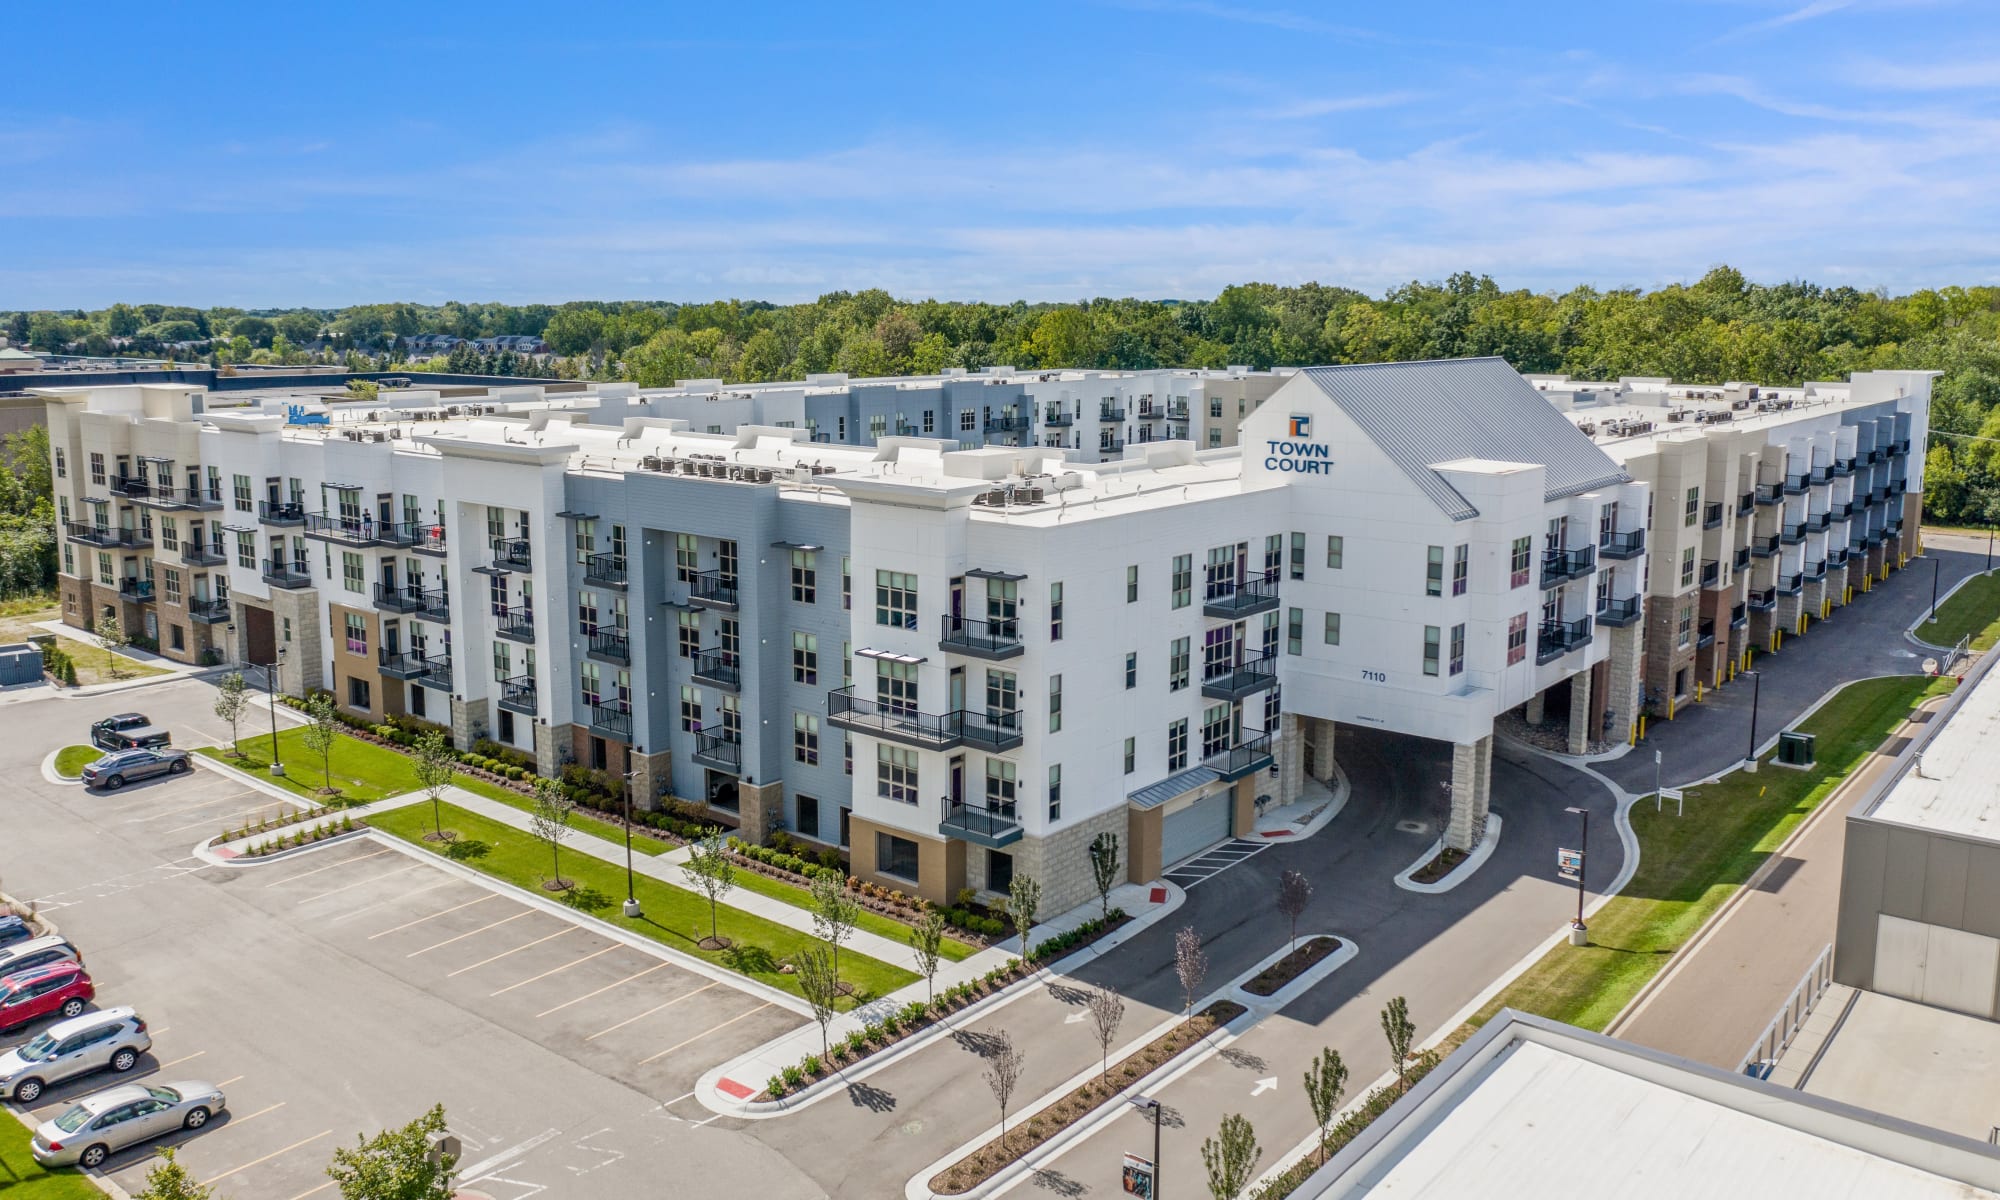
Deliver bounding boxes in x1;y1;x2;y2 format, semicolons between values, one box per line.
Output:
1744;669;1763;772
1131;1096;1163;1199
1564;806;1588;943
1932;556;1942;623
621;767;642;918
267;647;287;777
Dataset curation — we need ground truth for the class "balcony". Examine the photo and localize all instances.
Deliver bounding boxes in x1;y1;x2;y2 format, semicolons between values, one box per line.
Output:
1807;511;1830;532
1596;594;1642;628
688;570;739;611
379;649;430;680
1748;588;1778;612
1599;529;1645;560
119;479;221;511
1734;546;1752;571
497;676;537;715
1099;439;1126;456
1780;523;1805;546
66;522;148;549
118;578;155;604
304;513;385;546
1806;559;1827;581
1203;569;1281;618
690;647;739;689
1777;572;1804;596
583;552;627;589
1784;473;1809;495
420;589;451;621
1536;616;1593;664
1755;483;1782;505
1697;619;1717;650
412;525;447;556
491;537;532;570
1204;733;1275;782
939;614;1024;661
258;500;306;527
1043;411;1074;428
1866;447;1883;465
1892;439;1911;456
1751;535;1779;558
1737;491;1755;516
1165;404;1190;422
1200;650;1279;700
691;732;741;771
589;702;633;741
939;797;1022;849
588;629;631;665
825;686;1025;752
1890;477;1909;496
1888;519;1905;537
109;475;153;501
1098;405;1125;422
1811;465;1832;485
1730;601;1749;629
260;559;312;590
178;541;226;567
984;415;1030;435
188;597;231;624
1829;547;1849;568
1700;560;1721;589
1865;529;1884;548
1703;502;1724;530
1540;545;1596;590
1833;457;1855;477
495;610;536;643
418;655;452;691
374;581;425;613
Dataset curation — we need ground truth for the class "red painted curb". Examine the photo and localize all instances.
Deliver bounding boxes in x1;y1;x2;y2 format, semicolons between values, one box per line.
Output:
717;1077;754;1099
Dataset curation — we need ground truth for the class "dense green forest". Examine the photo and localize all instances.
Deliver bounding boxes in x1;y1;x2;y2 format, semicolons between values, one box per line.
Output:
9;266;2000;522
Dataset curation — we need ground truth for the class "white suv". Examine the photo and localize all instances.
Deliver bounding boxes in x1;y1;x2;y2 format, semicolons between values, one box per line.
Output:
0;1008;150;1105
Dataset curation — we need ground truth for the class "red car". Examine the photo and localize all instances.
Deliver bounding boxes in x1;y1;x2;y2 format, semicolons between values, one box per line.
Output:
0;962;94;1034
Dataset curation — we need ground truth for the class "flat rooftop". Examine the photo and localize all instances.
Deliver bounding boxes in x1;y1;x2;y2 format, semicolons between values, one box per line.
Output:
1778;987;2000;1144
1864;662;2000;842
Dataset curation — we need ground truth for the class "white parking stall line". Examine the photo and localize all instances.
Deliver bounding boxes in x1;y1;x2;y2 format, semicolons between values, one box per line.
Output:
294;862;424;906
636;1003;775;1065
330;878;457;925
490;944;620;996
369;893;497;938
583;982;719;1042
262;846;394;886
443;928;576;978
406;910;533;958
124;794;260;824
533;962;672;1018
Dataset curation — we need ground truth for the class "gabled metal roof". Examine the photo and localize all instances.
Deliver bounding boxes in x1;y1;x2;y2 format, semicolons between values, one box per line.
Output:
1300;358;1631;521
1127;766;1220;810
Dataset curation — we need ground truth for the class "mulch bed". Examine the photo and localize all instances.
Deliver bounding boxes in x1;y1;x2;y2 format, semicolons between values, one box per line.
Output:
929;1000;1247;1196
1243;936;1342;997
1411;847;1468;884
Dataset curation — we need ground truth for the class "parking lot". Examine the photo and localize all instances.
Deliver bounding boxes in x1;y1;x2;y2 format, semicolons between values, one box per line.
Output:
4;678;826;1199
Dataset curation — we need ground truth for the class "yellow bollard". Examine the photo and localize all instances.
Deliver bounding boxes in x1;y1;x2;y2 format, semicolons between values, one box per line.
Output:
1696;680;1704;703
1628;721;1637;747
1668;695;1676;721
1638;714;1647;741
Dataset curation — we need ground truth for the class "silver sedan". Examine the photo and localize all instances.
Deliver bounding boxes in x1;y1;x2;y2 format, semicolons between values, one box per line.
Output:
30;1080;227;1169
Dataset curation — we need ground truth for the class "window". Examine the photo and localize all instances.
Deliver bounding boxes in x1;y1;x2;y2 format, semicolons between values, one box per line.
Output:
236;531;255;569
1452;545;1469;596
1680;546;1696;588
843;734;853;775
1169;636;1190;691
342;552;363;594
89;453;104;486
1210;397;1223;418
791;632;818;684
1049;582;1064;640
1286;608;1303;655
97;552;112;585
1049;673;1063;733
1201;703;1231;758
869;414;886;439
1048;764;1062;821
922;410;935;433
53;449;64;479
1168;718;1189;771
1266;533;1284;575
573;518;596;564
1326;535;1344;569
680;685;702;733
1684;486;1700;527
345;612;368;655
794;713;820;765
1127;565;1139;603
158;517;178;552
674;533;697;582
985;669;1017;719
876;832;920;881
1677;602;1694;649
232;474;251;511
1324;612;1340;645
1423;625;1441;676
959;410;976;432
1171;554;1192;609
1123;737;1136;774
1125;652;1137;689
795;796;820;841
578;591;600;637
790;550;817;603
875;570;918;628
61;543;71;576
677;611;699;659
877;746;918;805
610;524;626;567
580;661;602;707
1450;623;1466;676
1426;546;1444;596
842;556;852;610
1290;532;1306;580
877;659;918;716
348;677;371;710
717;540;738;586
1511;536;1532;588
1507;614;1529;665
985;758;1017;816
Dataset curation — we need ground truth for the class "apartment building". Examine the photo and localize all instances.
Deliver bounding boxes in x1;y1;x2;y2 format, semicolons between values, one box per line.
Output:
38;358;1631;914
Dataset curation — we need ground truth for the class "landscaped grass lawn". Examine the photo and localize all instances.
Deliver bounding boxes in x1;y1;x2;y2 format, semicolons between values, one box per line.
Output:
1478;673;1953;1032
0;1113;100;1200
1915;568;2000;651
371;801;916;1004
448;775;675;857
197;726;423;803
55;635;171;685
51;745;97;778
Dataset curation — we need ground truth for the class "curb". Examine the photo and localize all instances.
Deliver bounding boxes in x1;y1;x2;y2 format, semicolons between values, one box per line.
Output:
1905;560;1990;651
193;826;375;868
1392;814;1503;895
40;747;83;788
0;889;57;939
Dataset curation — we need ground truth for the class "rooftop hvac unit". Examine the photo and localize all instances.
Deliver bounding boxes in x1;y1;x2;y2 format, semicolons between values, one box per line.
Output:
446;406;462;415
1020;486;1043;504
641;456;663;471
698;462;713;477
1577;423;1597;436
985;489;1007;506
757;468;774;483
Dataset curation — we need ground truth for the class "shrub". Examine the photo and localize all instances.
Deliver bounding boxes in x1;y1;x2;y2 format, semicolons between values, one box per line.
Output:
801;1054;821;1077
767;1074;788;1097
780;1064;804;1088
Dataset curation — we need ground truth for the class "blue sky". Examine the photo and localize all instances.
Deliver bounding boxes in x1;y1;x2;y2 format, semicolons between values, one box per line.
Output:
5;0;1995;307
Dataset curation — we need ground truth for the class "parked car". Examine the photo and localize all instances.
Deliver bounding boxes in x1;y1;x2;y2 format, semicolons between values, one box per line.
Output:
81;748;190;790
0;915;32;949
88;714;152;750
30;1080;225;1169
0;962;93;1033
0;1007;149;1104
0;936;82;979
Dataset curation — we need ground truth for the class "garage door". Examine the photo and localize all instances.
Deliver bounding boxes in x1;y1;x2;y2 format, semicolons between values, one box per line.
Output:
1162;790;1233;868
1874;914;2000;1019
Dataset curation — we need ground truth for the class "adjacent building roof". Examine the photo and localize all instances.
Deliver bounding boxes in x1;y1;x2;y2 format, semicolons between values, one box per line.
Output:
1301;358;1631;520
1863;663;1999;842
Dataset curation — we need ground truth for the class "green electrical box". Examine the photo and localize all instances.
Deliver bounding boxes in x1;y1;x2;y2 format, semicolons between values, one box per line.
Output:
1777;730;1817;767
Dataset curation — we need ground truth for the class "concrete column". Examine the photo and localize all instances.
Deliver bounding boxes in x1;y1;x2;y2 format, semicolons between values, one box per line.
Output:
1277;711;1305;807
1308;719;1336;783
1567;668;1593;755
737;779;784;844
1525;690;1546;727
451;697;490;750
1445;735;1493;853
268;589;323;695
629;748;671;813
532;721;561;777
1605;621;1643;745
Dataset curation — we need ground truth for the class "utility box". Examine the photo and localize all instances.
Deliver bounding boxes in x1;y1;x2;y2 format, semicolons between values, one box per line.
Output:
1777;730;1817;768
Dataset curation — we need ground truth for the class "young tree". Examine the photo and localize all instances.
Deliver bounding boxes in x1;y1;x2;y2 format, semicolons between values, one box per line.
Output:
1089;831;1121;918
1086;985;1125;1079
212;672;249;757
982;1029;1026;1150
1276;869;1313;953
1007;872;1042;961
133;1147;213;1200
810;870;860;987
412;729;457;842
301;691;341;794
1175;925;1209;1024
794;945;841;1060
529;776;578;891
909;907;947;1003
1302;1047;1349;1165
1201;1112;1261;1200
1381;996;1416;1094
679;827;738;948
96;612;128;679
326;1103;456;1200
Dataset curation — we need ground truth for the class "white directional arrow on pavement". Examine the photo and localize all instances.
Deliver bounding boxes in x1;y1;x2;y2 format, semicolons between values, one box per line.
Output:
1064;1011;1086;1024
1252;1077;1277;1097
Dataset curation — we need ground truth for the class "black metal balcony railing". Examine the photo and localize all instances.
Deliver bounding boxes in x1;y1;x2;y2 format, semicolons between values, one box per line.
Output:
1098;405;1125;422
260;558;312;589
690;647;739;689
66;521;148;548
1697;619;1716;649
1200;650;1279;700
1755;483;1783;505
1778;572;1804;596
1781;523;1805;545
1830;547;1849;567
1540;545;1596;589
1888;519;1905;537
491;537;532;569
984;415;1030;435
1784;473;1809;495
1833;458;1854;477
588;629;631;664
412;525;447;556
1204;732;1275;782
939;797;1022;848
1811;465;1832;485
825;686;1025;752
692;732;742;771
1099;438;1126;455
1734;546;1752;571
1700;560;1721;588
109;475;153;500
1737;491;1756;515
1203;569;1281;618
1536;616;1593;663
689;570;739;611
1892;439;1911;456
589;702;633;740
179;541;226;567
188;596;231;623
378;649;430;679
420;589;451;621
1703;502;1724;529
497;676;537;714
1807;559;1827;581
118;578;155;603
1730;601;1748;629
258;500;306;526
1751;534;1779;558
495;610;535;642
1043;410;1075;428
1891;477;1909;496
1807;511;1829;532
583;552;627;588
1165;404;1190;421
939;614;1024;660
374;581;425;613
1599;529;1645;560
1749;587;1778;612
419;655;452;690
1596;594;1642;628
304;512;386;545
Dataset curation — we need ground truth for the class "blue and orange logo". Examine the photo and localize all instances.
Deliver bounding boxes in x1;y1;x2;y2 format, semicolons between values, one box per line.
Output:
1288;414;1312;438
